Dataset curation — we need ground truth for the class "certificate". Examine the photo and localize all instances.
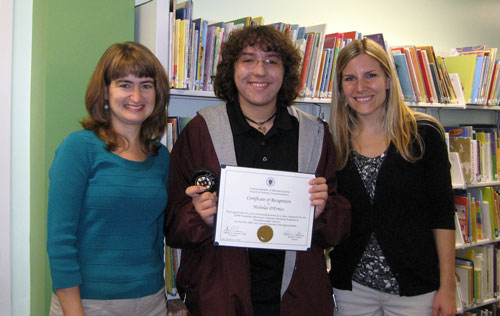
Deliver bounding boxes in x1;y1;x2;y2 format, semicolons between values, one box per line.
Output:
214;165;316;251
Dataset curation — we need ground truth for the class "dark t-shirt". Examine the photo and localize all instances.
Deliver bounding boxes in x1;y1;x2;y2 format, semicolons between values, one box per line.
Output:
227;101;299;316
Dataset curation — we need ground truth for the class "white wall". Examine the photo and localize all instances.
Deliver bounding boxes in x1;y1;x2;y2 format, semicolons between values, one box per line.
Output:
194;0;500;55
0;0;13;314
11;0;33;315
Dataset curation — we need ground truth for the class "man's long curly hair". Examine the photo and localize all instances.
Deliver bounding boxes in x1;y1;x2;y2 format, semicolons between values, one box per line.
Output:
213;26;301;107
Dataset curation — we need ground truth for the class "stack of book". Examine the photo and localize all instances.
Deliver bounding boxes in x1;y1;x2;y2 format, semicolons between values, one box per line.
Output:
163;116;192;151
456;246;500;312
390;45;459;104
455;187;500;245
165;245;182;296
138;1;391;102
445;46;500;106
447;126;500;185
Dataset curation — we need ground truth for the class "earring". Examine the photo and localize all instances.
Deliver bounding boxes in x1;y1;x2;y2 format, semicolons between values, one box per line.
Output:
104;104;109;110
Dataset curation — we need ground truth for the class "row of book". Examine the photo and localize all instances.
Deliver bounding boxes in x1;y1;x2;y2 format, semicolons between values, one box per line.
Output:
165;245;182;296
456;246;500;310
163;115;188;297
462;308;500;316
391;44;500;106
391;45;459;104
447;46;500;106
163;116;192;151
447;126;500;185
143;1;500;106
160;1;391;100
455;187;500;245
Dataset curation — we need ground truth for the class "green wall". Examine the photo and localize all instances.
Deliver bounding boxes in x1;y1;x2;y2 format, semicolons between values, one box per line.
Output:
30;1;135;314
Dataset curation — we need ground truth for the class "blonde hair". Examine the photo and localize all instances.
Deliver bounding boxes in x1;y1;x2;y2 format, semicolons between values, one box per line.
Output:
329;38;443;170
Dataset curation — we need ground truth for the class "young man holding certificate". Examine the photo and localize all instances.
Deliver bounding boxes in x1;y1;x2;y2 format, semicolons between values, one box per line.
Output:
165;26;351;316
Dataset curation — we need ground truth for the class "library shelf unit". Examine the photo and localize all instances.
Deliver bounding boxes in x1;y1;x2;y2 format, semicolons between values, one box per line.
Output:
454;177;500;314
134;1;500;315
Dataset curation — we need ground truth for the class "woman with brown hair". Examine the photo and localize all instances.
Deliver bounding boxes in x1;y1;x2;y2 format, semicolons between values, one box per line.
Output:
47;42;170;316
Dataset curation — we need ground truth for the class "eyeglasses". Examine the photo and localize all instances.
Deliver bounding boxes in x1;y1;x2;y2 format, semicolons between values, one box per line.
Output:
237;57;283;69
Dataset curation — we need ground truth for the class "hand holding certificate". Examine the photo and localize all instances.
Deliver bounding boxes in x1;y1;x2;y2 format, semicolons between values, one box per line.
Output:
214;165;316;251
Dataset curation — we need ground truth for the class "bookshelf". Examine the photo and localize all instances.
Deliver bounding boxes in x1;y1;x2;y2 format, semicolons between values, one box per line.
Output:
134;1;500;315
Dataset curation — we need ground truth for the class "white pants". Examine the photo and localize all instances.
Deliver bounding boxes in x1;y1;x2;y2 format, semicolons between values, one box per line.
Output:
333;281;436;316
49;288;167;316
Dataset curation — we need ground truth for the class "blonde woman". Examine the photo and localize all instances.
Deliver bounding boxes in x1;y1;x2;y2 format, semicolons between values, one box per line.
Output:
328;38;456;316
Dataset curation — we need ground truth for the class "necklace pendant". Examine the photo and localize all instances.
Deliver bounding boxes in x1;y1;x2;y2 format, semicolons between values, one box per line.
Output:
257;125;267;134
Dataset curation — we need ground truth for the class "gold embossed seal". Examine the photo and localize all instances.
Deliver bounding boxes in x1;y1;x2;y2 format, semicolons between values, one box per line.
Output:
257;225;273;242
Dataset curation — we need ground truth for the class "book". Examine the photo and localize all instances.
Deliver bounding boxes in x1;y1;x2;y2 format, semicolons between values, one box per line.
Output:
364;33;385;50
392;53;417;102
193;18;207;91
298;33;314;97
203;25;216;91
449;73;467;104
471;55;485;104
304;24;327;98
449;137;474;184
342;30;360;41
444;54;478;104
416;49;434;103
455;193;470;243
314;50;327;98
456;256;475;306
420;49;438;103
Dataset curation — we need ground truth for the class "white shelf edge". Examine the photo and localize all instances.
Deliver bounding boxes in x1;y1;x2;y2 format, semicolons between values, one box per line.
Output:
460;296;500;313
170;89;332;104
465;181;500;188
170;90;500;108
135;0;152;6
456;237;500;249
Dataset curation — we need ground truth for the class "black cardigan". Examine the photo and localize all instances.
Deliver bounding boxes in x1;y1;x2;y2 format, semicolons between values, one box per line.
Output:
329;122;455;296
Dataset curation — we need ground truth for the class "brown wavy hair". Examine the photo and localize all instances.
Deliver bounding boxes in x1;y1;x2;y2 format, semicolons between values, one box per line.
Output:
213;26;301;107
82;41;170;156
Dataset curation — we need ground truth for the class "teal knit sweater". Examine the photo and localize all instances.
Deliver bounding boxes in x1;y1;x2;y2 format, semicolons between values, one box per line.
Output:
47;130;169;299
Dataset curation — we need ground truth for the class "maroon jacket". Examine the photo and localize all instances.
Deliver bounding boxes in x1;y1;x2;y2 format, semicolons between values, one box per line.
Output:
165;104;351;316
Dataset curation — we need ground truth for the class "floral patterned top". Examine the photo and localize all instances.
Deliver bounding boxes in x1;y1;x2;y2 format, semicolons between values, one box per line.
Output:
351;149;400;294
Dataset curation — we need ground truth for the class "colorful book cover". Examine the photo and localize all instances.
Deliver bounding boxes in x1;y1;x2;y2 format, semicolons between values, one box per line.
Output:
298;33;314;97
449;137;473;184
304;24;327;98
481;187;498;237
445;126;471;137
393;53;417;102
444;54;478;104
364;33;385;50
429;63;443;103
455;194;470;243
314;50;327;98
475;200;483;240
203;25;216;91
417;49;433;103
470;55;484;104
405;46;428;102
342;31;358;41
